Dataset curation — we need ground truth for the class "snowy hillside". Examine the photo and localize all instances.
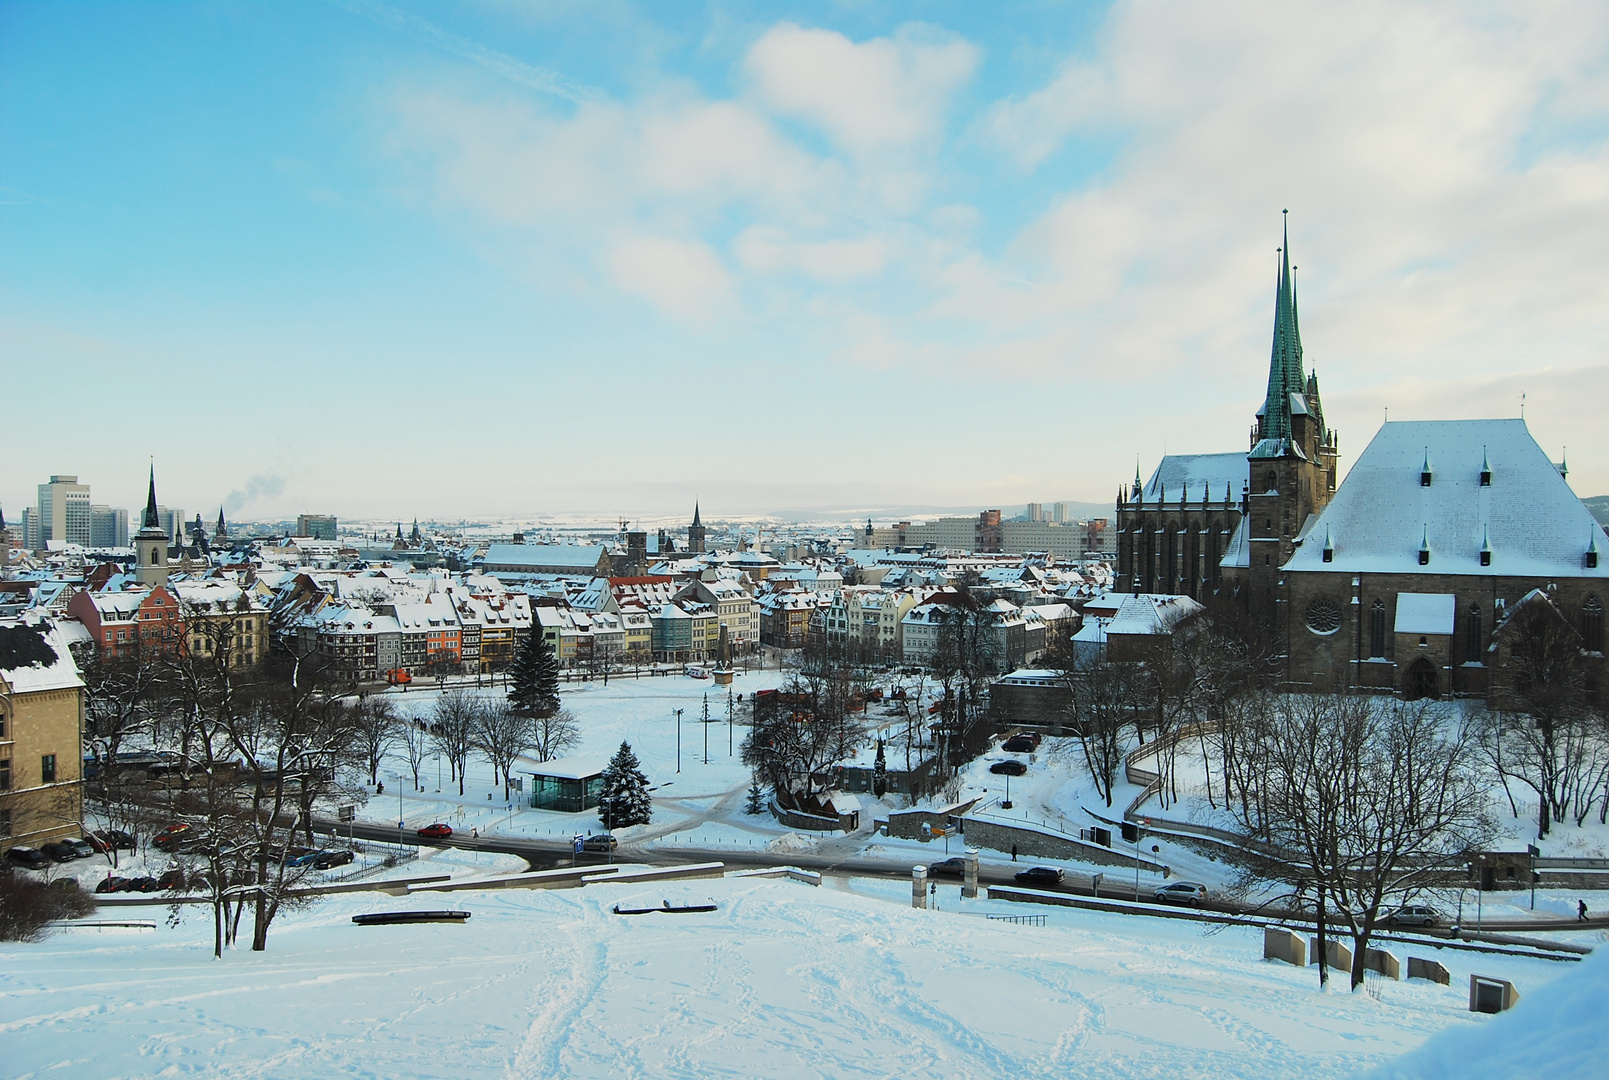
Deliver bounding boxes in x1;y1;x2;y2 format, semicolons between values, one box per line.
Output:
0;872;1575;1079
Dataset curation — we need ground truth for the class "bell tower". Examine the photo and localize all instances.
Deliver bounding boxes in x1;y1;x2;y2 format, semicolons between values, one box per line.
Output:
135;462;170;588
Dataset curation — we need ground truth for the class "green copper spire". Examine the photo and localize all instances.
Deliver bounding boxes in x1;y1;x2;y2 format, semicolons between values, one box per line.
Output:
143;462;161;531
1255;211;1306;454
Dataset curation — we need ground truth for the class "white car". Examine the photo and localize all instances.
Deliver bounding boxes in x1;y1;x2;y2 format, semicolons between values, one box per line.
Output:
1154;882;1209;907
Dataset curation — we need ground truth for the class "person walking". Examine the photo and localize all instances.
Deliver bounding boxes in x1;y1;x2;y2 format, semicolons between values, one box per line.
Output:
1011;844;1018;862
1579;900;1589;922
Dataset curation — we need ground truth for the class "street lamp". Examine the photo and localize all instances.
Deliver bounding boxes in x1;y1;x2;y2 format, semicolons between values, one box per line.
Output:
675;708;683;773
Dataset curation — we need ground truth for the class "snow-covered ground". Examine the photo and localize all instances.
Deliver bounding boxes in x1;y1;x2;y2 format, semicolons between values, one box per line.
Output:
1;868;1579;1079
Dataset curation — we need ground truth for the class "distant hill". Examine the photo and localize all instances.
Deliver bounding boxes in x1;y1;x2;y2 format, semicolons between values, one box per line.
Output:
1585;496;1609;527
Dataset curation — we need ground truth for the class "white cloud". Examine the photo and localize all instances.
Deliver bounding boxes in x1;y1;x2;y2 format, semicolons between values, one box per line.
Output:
743;22;978;156
732;226;892;282
609;236;734;323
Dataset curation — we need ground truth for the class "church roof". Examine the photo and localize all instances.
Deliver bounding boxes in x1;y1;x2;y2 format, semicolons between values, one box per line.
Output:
1140;453;1248;502
1283;419;1608;578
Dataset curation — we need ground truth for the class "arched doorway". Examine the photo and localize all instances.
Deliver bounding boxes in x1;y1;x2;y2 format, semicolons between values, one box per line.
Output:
1405;658;1438;701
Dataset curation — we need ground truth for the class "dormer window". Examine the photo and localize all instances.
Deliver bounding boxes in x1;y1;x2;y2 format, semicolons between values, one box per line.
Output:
1419;526;1432;566
1480;550;1492;567
1420;447;1433;487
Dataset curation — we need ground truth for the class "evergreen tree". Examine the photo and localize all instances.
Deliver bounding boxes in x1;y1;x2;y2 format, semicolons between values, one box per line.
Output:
598;741;652;830
872;738;888;798
744;779;767;815
508;626;562;719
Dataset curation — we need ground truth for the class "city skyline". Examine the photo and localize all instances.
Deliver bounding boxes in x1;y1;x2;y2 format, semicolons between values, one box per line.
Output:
5;2;1608;519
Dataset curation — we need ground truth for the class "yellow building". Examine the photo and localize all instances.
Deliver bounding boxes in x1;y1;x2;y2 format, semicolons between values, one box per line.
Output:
0;618;85;852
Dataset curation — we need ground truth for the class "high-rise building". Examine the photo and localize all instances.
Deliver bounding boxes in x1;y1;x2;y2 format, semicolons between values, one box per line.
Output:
1052;502;1071;524
297;514;338;540
1026;503;1044;522
155;506;185;542
89;505;130;548
34;475;92;549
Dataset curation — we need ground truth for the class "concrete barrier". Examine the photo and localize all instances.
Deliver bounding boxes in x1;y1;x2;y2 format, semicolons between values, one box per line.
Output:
1469;974;1521;1013
912;865;928;910
1310;937;1353;973
581;862;725;886
962;848;979;899
1364;947;1403;980
1263;926;1307;967
1408;957;1451;985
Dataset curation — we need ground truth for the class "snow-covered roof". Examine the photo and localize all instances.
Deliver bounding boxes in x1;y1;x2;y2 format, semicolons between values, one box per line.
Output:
1285;420;1608;578
1140;452;1248;502
1394;593;1456;635
516;754;607;779
482;544;607;569
1106;594;1204;636
0;617;85;694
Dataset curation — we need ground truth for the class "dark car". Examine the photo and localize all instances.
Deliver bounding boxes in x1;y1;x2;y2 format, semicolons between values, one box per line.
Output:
5;846;48;870
314;849;356;870
416;823;453;840
1154;882;1209;907
1013;866;1064;886
928;857;967;878
87;829;136;852
128;876;162;893
1002;734;1040;753
281;848;320;867
989;759;1027;776
42;841;82;863
1385;904;1440;928
582;835;617;852
157;868;187;891
95;875;134;894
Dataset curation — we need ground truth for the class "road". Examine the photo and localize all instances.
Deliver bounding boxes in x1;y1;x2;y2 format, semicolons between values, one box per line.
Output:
314;819;1606;942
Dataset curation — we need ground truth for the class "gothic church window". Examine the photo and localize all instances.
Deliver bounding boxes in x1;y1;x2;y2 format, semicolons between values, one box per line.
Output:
1585;596;1604;654
1465;604;1483;664
1368;600;1387;658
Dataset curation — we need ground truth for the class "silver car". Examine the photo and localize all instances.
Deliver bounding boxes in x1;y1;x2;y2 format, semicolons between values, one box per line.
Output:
1154;882;1209;907
1386;904;1439;927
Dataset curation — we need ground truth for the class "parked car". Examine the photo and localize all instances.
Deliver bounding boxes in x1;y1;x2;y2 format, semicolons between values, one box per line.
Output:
416;823;453;840
62;838;96;859
1385;904;1440;928
1013;866;1064;886
1002;734;1040;753
152;823;196;852
282;848;321;867
156;868;187;891
128;876;162;893
1154;882;1210;907
95;875;134;894
989;760;1028;776
582;834;617;852
87;829;136;852
928;857;967;878
42;841;83;863
4;846;48;870
313;849;356;870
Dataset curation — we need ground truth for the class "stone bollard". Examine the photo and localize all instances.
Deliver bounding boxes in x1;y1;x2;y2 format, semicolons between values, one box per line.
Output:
1469;974;1520;1013
1309;937;1353;973
1263;927;1307;967
962;848;979;899
1407;957;1451;985
1364;947;1403;980
912;865;928;910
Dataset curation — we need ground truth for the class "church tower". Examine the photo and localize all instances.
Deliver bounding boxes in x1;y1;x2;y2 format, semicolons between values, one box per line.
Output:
135;463;170;588
1244;212;1340;609
687;502;706;554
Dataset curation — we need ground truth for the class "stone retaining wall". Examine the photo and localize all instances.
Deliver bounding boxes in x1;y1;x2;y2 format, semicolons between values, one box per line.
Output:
959;816;1168;873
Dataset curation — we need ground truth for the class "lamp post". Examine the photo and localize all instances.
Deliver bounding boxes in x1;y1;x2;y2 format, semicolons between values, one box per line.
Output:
675;709;683;773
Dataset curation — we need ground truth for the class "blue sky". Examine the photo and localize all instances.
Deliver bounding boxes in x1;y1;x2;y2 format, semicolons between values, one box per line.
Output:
5;1;1609;522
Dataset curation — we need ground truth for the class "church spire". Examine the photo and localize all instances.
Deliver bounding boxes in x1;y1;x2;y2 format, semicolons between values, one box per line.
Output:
143;461;161;531
692;501;702;528
1255;211;1307;454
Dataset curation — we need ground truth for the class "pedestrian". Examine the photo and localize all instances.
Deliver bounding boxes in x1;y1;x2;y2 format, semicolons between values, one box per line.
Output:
376;781;384;795
1579;900;1589;922
1012;844;1018;862
472;826;478;839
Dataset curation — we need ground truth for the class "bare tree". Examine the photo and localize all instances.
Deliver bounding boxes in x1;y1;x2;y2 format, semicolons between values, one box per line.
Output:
397;714;430;792
349;696;399;787
475;697;535;800
430;690;478;796
529;706;580;765
1229;694;1493;990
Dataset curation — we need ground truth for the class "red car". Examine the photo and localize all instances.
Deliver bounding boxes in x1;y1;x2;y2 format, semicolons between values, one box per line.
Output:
416;823;453;840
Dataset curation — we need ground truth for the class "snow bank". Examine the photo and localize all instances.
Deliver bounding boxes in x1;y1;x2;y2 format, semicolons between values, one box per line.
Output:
1363;944;1609;1080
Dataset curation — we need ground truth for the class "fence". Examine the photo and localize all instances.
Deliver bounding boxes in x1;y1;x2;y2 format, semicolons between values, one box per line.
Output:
986;913;1047;926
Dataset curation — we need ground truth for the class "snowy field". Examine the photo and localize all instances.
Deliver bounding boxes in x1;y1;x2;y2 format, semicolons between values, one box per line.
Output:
0;871;1580;1079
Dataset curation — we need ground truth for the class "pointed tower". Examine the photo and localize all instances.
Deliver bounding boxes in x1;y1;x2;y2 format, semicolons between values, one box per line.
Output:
136;463;170;587
687;501;707;555
1243;212;1340;610
215;507;228;545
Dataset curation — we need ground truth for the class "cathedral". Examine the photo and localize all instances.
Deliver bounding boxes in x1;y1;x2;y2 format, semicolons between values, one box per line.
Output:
1116;217;1609;699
